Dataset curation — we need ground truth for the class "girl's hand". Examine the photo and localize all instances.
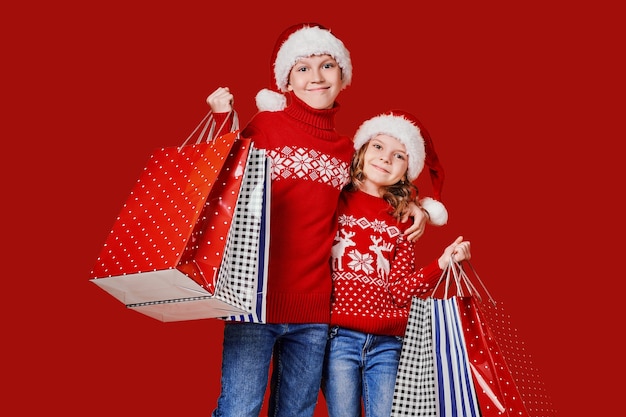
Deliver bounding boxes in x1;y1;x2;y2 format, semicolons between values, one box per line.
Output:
438;236;471;269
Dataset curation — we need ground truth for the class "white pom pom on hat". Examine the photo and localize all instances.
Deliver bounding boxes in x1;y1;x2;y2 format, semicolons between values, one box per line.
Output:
255;88;287;113
420;197;448;227
353;110;448;225
255;23;352;112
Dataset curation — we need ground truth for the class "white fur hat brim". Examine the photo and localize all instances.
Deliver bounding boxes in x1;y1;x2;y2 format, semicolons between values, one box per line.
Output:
353;114;425;180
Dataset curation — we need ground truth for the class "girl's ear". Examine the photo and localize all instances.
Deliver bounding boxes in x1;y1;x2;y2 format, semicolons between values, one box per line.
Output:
287;83;293;91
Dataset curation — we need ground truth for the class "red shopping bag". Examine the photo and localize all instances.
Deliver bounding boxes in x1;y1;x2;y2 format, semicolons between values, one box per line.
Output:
89;111;270;322
456;296;529;417
176;135;250;293
449;262;557;417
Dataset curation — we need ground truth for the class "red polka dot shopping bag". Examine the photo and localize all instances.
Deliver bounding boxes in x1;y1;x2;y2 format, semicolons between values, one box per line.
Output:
454;262;556;417
89;111;270;322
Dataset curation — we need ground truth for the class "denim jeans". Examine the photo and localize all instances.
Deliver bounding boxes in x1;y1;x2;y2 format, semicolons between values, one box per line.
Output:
322;326;403;417
211;322;329;417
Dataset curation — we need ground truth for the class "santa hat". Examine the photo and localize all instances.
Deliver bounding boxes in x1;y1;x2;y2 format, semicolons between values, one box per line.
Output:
255;23;352;112
353;110;448;225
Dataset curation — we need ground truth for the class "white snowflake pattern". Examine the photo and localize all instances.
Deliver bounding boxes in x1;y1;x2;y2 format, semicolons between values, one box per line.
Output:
370;219;388;233
347;249;374;275
338;214;357;227
266;146;349;189
268;150;289;178
315;156;337;181
289;149;314;178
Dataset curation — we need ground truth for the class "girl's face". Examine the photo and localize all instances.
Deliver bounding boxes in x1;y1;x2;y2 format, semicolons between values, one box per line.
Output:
287;54;343;110
360;134;409;196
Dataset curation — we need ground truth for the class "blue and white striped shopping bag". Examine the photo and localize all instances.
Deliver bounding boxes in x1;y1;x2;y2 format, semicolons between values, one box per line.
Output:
432;296;481;417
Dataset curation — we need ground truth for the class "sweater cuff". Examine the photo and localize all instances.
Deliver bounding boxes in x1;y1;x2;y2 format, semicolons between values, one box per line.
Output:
422;259;444;286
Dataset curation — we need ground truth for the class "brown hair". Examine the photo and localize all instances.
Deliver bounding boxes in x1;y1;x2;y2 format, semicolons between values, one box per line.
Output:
345;142;418;219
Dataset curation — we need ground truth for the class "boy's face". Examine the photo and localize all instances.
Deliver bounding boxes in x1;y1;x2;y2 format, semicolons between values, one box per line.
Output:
286;54;343;110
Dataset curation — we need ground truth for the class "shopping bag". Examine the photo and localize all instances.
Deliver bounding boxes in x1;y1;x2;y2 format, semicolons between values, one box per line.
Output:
432;295;481;417
453;263;556;417
391;266;481;417
126;147;271;323
176;131;251;293
390;296;438;417
215;147;270;323
89;111;270;322
455;296;528;417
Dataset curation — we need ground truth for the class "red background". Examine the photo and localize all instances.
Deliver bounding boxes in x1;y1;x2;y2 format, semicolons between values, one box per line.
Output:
3;1;624;416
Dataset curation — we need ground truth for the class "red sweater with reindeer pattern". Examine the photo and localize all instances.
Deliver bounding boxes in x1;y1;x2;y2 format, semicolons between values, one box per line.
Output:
330;189;442;336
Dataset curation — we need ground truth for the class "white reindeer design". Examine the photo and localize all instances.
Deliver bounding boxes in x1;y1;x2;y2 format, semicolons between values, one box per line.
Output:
331;229;356;271
369;236;394;281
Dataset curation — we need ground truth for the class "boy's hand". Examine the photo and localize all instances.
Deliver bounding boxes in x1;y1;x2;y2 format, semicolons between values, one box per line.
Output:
207;87;234;113
402;202;427;242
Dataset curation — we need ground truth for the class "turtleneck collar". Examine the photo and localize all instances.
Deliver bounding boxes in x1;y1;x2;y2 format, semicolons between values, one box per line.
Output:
283;91;341;133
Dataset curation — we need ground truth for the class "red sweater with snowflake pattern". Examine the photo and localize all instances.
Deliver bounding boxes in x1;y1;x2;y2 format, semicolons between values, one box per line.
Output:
330;189;442;336
216;93;354;323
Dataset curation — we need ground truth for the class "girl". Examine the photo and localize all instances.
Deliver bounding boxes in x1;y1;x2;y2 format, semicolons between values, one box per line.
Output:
322;110;471;417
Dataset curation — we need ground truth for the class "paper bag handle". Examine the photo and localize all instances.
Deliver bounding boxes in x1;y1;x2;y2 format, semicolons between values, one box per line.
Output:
432;259;496;305
179;110;240;150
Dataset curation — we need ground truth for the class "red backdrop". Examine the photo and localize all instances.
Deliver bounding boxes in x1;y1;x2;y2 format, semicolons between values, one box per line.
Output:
3;1;624;416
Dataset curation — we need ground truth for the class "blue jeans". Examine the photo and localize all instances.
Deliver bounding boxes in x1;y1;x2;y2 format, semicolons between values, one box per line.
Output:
322;326;403;417
211;322;329;417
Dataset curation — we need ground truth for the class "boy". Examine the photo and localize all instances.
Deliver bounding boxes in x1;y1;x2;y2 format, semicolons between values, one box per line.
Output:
206;24;428;417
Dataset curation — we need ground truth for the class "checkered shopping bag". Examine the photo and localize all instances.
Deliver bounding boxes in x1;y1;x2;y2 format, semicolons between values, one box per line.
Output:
213;146;270;323
390;296;438;417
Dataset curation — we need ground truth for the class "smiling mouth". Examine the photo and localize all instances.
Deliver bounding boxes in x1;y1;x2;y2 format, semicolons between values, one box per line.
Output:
370;164;389;174
307;86;329;92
